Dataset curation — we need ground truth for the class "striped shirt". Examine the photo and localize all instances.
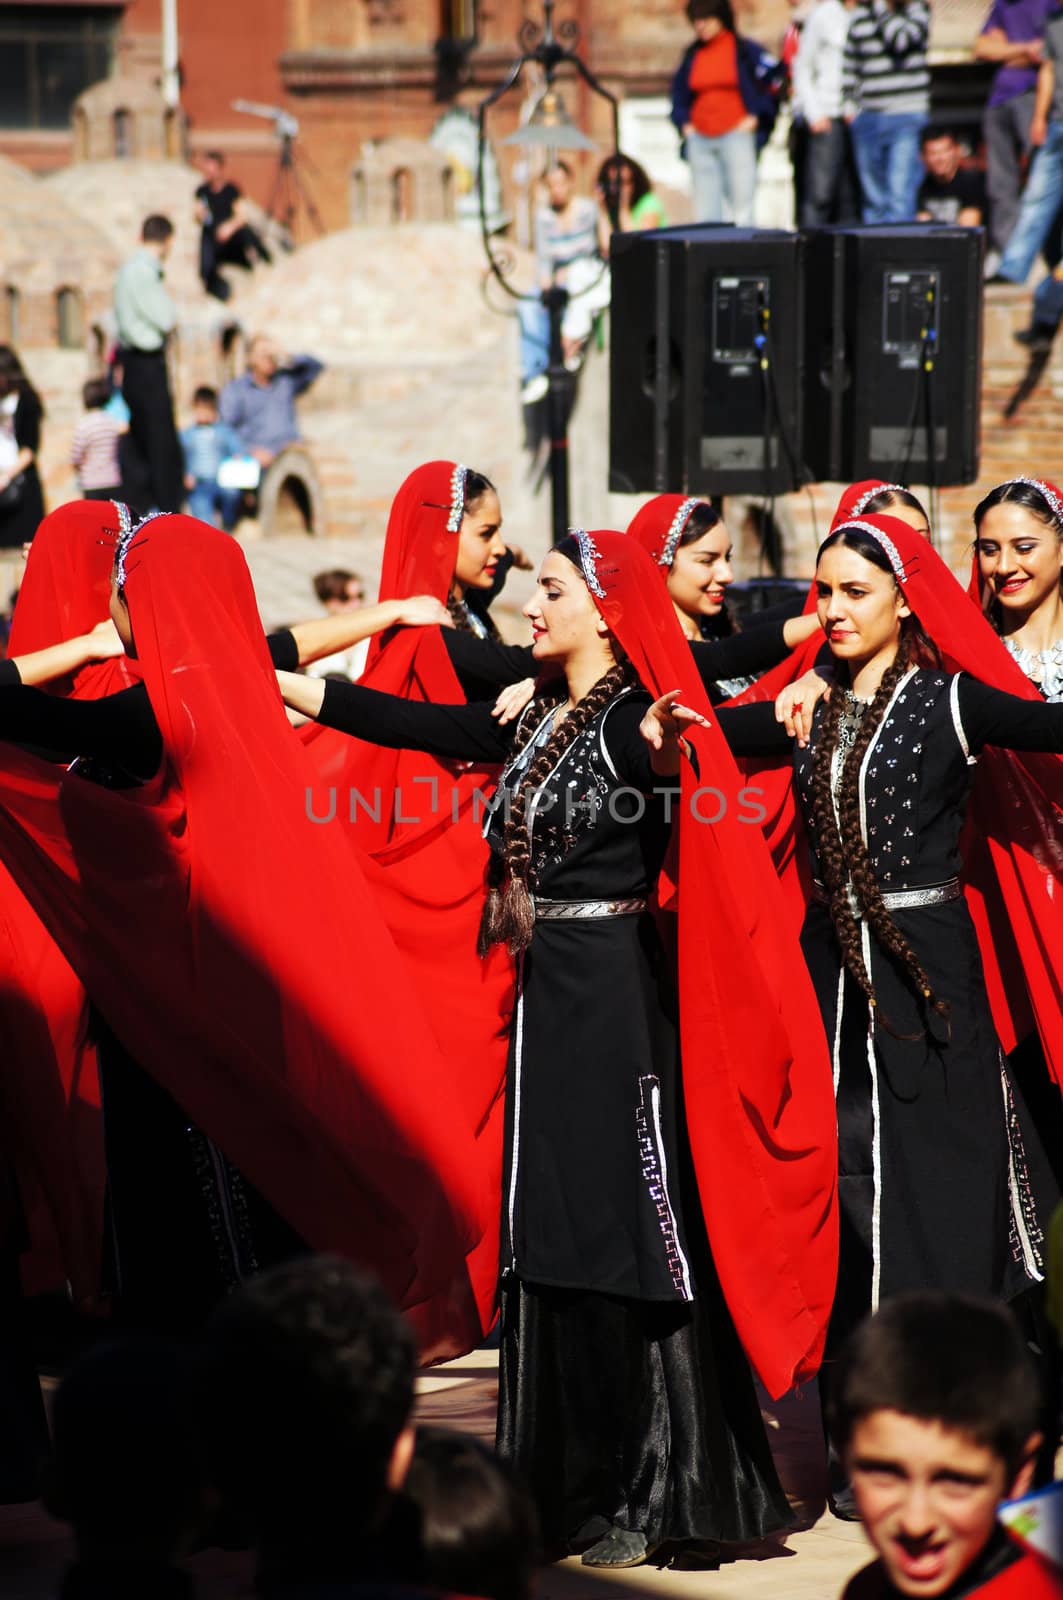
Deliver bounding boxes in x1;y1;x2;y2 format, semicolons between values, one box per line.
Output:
843;0;930;115
70;410;122;491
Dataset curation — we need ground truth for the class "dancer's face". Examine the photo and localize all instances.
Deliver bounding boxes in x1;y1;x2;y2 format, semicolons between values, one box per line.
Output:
453;489;505;593
975;503;1063;618
109;572;135;657
524;549;609;662
847;1409;1034;1597
816;546;910;668
666;523;734;622
882;499;932;541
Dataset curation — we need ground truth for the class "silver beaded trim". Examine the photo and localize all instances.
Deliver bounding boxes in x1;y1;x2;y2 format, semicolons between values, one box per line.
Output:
446;464;468;533
850;482;907;517
111;501;166;587
573;527;606;597
658;498;703;568
999;476;1063;527
534;896;647;920
812;877;961;912
836;517;907;584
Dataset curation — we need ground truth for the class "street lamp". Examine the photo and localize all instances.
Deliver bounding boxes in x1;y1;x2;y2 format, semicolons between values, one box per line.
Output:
476;0;619;544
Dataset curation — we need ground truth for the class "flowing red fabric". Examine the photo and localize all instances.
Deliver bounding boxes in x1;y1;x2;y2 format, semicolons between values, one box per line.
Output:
837;514;1063;1086
585;529;838;1397
0;514;492;1358
298;462;513;1344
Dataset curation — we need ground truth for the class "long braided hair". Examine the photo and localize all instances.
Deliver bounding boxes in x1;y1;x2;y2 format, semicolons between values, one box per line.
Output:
477;536;637;956
810;528;948;1031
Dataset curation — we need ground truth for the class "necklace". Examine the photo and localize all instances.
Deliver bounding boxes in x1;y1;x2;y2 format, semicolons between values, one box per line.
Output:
1003;636;1063;703
836;689;872;760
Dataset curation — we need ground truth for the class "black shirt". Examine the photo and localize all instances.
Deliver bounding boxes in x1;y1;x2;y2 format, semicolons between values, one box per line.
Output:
196;180;241;231
917;167;985;224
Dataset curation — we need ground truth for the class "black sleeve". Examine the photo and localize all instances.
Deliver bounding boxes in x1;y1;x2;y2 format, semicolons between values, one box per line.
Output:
689;620;790;690
746;592;808;627
715;701;793;756
600;696;660;792
266;629;299;671
318;679;512;764
14;389;42;454
441;629;538;698
0;682;162;772
0;660;20;687
958;674;1063;754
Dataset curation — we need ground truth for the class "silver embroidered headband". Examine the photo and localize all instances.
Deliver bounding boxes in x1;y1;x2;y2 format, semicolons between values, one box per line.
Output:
572;527;606;598
835;518;908;583
658;498;704;568
111;502;165;587
849;482;908;517
1000;476;1063;525
446;464;468;533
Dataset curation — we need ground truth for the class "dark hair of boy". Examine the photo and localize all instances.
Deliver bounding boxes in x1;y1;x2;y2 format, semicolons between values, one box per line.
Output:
193;386;218;408
82;377;112;411
200;1257;416;1570
829;1292;1042;1480
141;215;174;244
405;1428;540;1600
313;568;357;605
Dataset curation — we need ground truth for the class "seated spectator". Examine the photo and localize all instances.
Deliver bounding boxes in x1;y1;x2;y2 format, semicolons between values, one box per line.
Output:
916;127;986;224
70;377;124;503
670;0;783;225
595;154;668;241
405;1428;540;1600
180;385;248;531
219;336;323;468
44;1336;207;1600
832;1292;1062;1598
200;1256;423;1595
307;568;369;681
195;150;272;303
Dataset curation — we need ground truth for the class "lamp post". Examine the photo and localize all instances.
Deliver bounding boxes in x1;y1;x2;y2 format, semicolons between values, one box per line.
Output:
476;0;619;544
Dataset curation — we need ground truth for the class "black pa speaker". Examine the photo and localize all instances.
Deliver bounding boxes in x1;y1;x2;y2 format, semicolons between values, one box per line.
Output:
802;224;983;485
609;226;806;497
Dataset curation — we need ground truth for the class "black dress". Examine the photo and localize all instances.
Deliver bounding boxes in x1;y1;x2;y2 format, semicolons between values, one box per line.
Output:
720;669;1063;1348
0;633;303;1330
316;677;792;1553
0;388;46;549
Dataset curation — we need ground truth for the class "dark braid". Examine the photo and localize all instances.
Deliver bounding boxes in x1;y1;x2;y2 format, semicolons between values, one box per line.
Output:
478;660;637;956
810;631;949;1032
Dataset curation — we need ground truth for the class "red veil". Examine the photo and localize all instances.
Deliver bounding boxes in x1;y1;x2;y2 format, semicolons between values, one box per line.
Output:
0;514;491;1356
299;461;513;1340
835;513;1063;1086
580;529;838;1397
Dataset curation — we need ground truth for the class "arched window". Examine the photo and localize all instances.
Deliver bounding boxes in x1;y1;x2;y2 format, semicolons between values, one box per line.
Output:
391;167;413;224
4;287;20;345
56;287;83;350
113;107;134;158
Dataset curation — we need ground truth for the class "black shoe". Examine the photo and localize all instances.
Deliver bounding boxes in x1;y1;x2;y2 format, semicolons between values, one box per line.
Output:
1014;324;1056;353
581;1528;654;1568
986;274;1018;286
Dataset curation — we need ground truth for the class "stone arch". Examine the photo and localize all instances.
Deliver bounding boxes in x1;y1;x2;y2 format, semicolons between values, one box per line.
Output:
441;162;456;222
113;108;135;159
391;167;413;223
4;287;21;345
257;446;325;536
56;288;84;350
73;107;89;162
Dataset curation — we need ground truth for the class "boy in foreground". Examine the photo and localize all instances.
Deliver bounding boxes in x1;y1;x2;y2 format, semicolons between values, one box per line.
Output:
833;1292;1063;1597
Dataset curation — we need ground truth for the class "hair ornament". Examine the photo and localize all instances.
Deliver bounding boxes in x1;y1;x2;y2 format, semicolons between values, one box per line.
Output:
446;464;469;533
836;518;911;584
112;501;166;587
658;498;704;568
572;527;606;597
849;482;908;516
1001;476;1063;526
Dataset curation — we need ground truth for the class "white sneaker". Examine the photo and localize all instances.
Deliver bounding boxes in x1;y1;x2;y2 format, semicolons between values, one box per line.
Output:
984;249;1002;279
521;374;549;404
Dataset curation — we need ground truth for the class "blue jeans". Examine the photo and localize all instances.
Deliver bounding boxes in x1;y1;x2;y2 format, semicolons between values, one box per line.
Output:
1032;271;1063;331
849;110;925;223
998;122;1063;283
686;127;758;225
187;480;243;531
518;297;550;382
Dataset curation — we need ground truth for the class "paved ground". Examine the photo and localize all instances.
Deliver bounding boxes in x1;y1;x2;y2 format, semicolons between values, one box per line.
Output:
0;1349;868;1600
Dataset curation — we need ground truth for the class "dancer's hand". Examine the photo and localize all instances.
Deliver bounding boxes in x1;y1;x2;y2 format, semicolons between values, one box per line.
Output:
492;678;536;724
775;667;832;747
83;619;125;660
394;595;452;628
640;690;710;775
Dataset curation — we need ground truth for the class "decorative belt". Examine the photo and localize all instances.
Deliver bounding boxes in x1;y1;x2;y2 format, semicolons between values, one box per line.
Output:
534;896;648;921
812;878;962;913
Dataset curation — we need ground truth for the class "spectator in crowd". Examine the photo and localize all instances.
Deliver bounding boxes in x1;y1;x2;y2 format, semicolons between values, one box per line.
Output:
916;126;987;223
70;377;124;503
201;1256;421;1595
991;10;1063;288
833;1294;1057;1599
843;0;932;223
670;0;782;225
114;214;184;513
595;154;668;240
519;161;604;403
195;149;272;303
306;568;370;681
791;0;861;224
0;346;45;549
976;0;1054;276
180;384;246;530
405;1429;540;1600
45;1337;207;1600
219;336;323;468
